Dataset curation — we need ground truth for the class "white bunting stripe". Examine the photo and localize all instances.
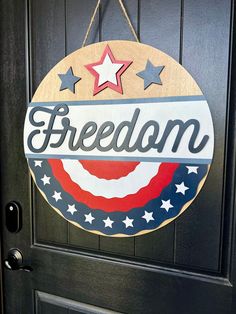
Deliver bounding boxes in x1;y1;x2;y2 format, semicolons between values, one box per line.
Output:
62;160;160;198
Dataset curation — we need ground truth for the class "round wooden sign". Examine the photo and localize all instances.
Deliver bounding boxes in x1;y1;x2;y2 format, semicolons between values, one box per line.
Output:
24;40;214;237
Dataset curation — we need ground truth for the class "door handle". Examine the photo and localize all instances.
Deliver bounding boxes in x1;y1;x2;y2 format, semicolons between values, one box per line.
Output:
4;248;32;272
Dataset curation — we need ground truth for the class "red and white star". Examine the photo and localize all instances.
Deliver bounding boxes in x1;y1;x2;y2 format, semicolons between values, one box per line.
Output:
85;45;132;95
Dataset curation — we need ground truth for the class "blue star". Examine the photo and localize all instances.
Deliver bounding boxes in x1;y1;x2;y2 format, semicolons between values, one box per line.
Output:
58;67;81;93
137;60;164;89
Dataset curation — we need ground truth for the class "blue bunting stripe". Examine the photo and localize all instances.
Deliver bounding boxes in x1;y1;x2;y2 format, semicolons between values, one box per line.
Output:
28;159;208;236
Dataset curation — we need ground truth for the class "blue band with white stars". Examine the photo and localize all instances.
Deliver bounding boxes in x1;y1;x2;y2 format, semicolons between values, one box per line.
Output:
29;159;208;236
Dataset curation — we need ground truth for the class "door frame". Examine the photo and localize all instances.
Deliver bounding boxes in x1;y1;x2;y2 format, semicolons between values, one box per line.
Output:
0;0;236;313
0;239;3;313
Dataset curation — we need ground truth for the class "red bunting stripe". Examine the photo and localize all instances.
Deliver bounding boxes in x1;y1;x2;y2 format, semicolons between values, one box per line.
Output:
48;159;179;212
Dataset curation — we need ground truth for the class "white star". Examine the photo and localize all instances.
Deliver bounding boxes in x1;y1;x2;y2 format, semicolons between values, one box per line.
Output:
34;160;43;167
142;211;154;223
161;199;173;212
85;213;95;224
41;174;51;185
175;182;189;195
122;216;134;228
103;217;114;228
67;204;77;215
93;53;123;86
186;166;199;174
52;191;62;202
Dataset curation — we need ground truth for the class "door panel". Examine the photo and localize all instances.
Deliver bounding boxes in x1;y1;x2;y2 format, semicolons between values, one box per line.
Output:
31;0;71;247
175;0;232;271
31;0;231;270
35;291;119;314
32;246;232;314
1;0;236;313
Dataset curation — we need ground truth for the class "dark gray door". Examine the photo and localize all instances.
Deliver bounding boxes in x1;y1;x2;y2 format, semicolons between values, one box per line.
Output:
1;0;236;313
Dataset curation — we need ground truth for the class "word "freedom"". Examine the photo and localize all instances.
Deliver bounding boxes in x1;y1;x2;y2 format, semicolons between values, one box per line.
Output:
27;104;209;155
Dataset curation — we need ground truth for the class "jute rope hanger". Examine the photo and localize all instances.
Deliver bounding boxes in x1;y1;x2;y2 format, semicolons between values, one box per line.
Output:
82;0;140;47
